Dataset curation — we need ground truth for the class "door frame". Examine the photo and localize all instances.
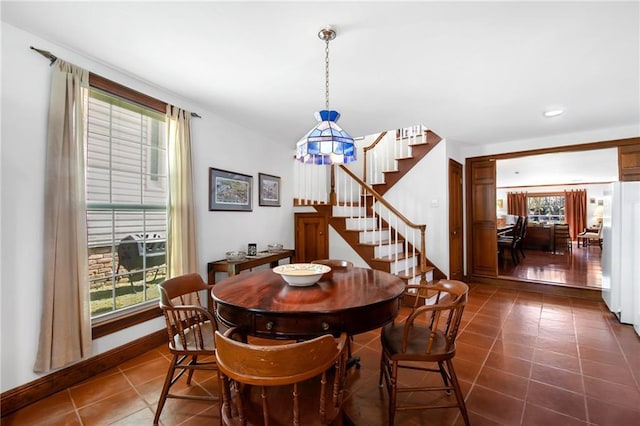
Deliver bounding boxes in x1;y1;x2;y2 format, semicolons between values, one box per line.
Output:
465;136;639;285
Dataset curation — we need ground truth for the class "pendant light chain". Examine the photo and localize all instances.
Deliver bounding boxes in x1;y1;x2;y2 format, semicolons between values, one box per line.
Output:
325;38;330;111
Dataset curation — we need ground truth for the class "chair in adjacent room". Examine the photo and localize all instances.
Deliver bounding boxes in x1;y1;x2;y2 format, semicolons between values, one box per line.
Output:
215;328;349;425
379;280;470;426
518;216;529;258
553;223;572;254
154;273;219;425
577;221;603;249
498;215;523;265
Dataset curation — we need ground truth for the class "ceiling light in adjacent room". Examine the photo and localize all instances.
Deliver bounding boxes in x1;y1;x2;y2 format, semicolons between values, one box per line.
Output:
543;109;564;118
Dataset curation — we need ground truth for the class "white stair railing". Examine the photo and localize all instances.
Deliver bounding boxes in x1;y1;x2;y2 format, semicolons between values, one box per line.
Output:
363;125;429;185
334;165;428;283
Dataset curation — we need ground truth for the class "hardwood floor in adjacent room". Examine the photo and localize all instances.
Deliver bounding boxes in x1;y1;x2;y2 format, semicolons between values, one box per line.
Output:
499;243;602;290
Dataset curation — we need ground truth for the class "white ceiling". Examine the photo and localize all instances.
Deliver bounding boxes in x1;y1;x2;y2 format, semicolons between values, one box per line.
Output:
496;148;618;188
1;1;637;187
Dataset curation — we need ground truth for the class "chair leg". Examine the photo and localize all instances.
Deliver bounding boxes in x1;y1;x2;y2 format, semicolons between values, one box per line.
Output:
445;359;470;426
186;355;198;384
437;361;452;395
388;361;398;426
154;355;179;425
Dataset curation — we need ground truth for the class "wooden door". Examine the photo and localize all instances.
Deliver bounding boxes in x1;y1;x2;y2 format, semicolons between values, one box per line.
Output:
294;213;328;263
466;158;498;277
449;159;464;280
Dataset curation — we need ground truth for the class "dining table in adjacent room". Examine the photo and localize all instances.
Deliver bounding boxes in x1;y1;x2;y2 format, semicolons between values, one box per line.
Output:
211;266;406;341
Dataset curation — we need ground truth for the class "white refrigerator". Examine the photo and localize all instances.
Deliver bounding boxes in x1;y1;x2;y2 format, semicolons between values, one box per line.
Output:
601;181;640;336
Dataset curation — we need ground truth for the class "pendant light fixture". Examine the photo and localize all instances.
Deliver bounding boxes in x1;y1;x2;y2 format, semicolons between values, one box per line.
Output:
296;26;356;165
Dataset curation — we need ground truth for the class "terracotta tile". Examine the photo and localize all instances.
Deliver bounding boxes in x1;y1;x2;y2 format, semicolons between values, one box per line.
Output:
498;331;538;347
117;347;167;370
462;321;502;338
107;406;156;425
466;385;525;425
475;366;529;399
578;344;625;365
526;381;586;421
69;370;134;408
492;340;535;362
457;410;504;426
77;388;147;425
2;405;80;426
530;363;584;394
2;390;75;423
521;403;588;426
532;348;580;373
533;336;578;357
484;351;532;378
450;357;483;383
121;356;171;386
457;330;496;349
582;376;640;411
580;358;637;387
586;396;640;425
455;341;490;363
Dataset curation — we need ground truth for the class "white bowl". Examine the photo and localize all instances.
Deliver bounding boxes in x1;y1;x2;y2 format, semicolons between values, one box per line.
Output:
225;251;246;262
267;243;284;253
272;263;331;286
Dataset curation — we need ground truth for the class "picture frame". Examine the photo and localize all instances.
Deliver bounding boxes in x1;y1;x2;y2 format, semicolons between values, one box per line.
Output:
209;168;253;211
258;173;281;207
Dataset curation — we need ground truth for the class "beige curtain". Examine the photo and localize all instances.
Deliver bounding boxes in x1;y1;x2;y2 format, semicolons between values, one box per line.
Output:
166;106;198;277
507;192;528;217
564;189;587;240
34;60;91;372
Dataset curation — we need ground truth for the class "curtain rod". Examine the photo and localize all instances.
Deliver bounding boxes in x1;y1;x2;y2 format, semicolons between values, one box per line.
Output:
30;46;202;118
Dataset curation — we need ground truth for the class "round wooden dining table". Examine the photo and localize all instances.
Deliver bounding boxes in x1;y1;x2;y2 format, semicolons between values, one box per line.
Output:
211;266;406;340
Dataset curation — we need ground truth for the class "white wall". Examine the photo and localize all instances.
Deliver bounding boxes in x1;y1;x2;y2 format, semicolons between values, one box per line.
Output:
383;140;450;277
1;24;295;392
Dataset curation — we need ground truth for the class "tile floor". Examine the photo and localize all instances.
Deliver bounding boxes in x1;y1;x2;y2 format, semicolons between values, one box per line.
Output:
4;283;640;425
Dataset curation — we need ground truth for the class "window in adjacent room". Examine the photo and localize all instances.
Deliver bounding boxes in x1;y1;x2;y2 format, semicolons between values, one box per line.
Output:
527;193;565;224
85;86;168;320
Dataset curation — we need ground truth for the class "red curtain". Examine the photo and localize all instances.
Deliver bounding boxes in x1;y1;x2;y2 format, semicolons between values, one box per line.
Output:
564;189;587;240
507;192;528;217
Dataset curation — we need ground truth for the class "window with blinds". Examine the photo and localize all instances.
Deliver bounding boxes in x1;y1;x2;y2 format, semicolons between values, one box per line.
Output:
86;88;168;319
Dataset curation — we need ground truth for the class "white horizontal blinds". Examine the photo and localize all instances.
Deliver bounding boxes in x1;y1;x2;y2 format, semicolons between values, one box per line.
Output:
86;89;168;247
85;87;168;317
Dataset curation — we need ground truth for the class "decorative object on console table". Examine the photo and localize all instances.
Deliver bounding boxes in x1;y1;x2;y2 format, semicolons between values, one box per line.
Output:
247;243;257;256
209;168;253;211
258;173;281;206
207;249;296;285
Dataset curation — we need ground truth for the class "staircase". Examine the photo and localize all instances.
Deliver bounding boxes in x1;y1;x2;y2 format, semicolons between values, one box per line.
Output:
294;125;446;285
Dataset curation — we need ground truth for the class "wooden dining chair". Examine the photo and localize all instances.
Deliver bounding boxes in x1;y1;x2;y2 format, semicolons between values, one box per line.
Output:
215;328;349;425
379;279;470;426
311;259;354;269
553;223;572;254
154;273;219;425
498;215;523;265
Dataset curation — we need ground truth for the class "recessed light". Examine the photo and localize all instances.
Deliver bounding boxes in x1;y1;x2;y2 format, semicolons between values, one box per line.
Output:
543;109;564;118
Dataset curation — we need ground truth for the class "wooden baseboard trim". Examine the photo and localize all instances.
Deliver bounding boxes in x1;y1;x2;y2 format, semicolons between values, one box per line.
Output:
470;275;602;301
0;329;166;417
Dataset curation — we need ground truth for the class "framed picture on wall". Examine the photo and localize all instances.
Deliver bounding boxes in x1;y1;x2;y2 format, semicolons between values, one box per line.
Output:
258;173;281;207
209;168;253;211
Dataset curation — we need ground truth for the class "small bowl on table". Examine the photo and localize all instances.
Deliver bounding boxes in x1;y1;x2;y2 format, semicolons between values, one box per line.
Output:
225;251;246;262
267;244;284;253
272;263;331;287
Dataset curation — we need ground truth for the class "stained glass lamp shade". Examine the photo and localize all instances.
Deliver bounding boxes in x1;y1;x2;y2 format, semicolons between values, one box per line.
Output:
296;110;356;165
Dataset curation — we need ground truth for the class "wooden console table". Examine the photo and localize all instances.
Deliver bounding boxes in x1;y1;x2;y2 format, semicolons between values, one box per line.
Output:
207;249;295;285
